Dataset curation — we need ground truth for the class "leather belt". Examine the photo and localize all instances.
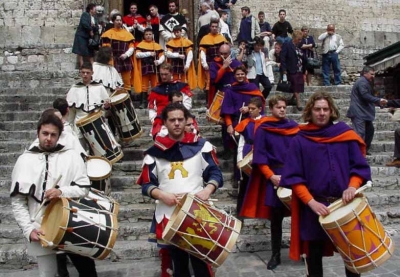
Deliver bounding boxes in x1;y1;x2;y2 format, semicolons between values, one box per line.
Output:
314;196;339;203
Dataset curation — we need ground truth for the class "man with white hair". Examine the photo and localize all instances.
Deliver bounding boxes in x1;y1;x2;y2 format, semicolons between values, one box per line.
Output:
198;2;220;32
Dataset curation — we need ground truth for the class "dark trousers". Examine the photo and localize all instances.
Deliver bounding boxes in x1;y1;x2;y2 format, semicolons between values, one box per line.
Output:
57;253;98;277
237;173;249;214
249;74;272;99
169;247;212;277
322;52;341;85
306;240;360;277
394;128;400;158
270;206;286;254
350;118;374;151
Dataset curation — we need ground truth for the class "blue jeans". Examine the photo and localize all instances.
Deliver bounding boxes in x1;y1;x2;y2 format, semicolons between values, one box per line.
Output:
276;36;292;44
322;52;341;85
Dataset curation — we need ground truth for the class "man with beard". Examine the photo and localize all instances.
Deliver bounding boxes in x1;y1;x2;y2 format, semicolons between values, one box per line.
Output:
280;91;371;277
101;13;135;91
159;0;187;49
10;111;91;277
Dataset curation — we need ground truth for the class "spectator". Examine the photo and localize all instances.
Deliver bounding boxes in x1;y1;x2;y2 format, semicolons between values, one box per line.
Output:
198;2;220;32
247;38;273;98
346;66;387;154
72;3;99;67
318;24;344;86
258;11;273;51
237;6;260;43
265;41;283;84
385;99;400;166
219;11;233;44
280;30;307;110
214;0;236;30
299;26;316;86
272;9;293;44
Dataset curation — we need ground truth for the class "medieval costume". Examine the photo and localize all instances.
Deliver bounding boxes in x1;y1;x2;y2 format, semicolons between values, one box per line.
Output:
137;132;223;277
133;40;165;107
101;28;134;91
197;33;227;93
166;37;197;89
280;122;371;277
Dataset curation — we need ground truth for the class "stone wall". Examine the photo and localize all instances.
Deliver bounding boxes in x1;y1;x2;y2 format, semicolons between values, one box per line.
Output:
199;0;400;75
1;0;399;77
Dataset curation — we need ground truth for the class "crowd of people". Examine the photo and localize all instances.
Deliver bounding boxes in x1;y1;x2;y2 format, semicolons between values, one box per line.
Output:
11;1;395;277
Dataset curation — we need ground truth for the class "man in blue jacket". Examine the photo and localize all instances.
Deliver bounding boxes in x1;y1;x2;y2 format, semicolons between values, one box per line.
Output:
346;66;387;154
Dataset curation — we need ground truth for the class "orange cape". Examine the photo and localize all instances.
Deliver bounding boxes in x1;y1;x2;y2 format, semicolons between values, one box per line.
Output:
239;117;299;219
288;122;366;261
166;38;197;90
197;33;227;90
133;41;164;93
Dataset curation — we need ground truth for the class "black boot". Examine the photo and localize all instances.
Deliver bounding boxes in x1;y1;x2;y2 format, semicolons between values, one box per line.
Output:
267;252;281;270
138;92;147;109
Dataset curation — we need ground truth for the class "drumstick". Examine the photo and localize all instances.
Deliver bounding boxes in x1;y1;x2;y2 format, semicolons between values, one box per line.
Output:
235;103;245;136
327;181;372;213
31;175;63;222
231;135;238;145
38;236;54;247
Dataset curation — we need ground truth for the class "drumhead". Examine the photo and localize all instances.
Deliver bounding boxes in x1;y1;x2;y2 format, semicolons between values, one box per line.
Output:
319;197;363;224
277;187;291;198
86;156;112;180
111;92;129;105
76;110;103;127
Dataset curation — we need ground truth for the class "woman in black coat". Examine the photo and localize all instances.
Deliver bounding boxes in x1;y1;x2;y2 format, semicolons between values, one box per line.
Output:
72;3;98;66
280;29;308;110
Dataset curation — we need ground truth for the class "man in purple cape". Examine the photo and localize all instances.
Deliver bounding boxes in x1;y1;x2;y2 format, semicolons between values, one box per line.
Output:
280;91;371;277
240;95;299;270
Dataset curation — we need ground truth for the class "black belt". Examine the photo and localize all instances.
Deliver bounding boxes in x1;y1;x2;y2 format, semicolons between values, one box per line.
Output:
270;164;284;169
314;196;339;203
327;50;336;54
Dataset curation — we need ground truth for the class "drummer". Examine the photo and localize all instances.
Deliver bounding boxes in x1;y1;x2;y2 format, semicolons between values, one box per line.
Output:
10;111;91;277
280;92;371;277
240;95;299;270
137;102;223;277
66;62;111;148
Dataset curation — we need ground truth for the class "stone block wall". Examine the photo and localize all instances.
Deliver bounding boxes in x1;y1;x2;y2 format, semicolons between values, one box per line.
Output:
1;0;399;77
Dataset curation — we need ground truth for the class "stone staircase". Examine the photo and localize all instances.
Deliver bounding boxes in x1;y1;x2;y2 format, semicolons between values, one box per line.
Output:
0;71;400;271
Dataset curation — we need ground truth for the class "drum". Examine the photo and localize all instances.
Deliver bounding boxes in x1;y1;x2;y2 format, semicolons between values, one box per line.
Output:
82;188;120;215
162;194;242;267
76;110;123;164
110;92;143;142
86;156;112;194
237;151;253;176
206;90;224;124
319;196;394;274
277;187;292;210
40;196;119;260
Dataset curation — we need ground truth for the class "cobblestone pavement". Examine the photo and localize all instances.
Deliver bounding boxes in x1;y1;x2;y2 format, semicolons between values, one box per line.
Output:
1;235;399;277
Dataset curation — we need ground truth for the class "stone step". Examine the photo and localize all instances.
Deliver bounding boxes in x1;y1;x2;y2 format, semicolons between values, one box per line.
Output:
0;215;276;245
1;208;399;270
0;178;239;203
